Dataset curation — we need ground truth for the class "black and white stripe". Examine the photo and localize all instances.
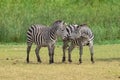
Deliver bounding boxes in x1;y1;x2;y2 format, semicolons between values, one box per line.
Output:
62;24;79;39
26;20;65;64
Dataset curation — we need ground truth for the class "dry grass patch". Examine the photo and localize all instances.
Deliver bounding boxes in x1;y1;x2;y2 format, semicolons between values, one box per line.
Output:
0;44;120;80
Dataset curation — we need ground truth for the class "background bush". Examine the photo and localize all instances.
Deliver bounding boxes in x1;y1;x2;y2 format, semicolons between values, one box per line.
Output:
0;0;120;44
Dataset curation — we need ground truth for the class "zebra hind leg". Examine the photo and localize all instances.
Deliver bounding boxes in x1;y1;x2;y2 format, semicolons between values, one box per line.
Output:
62;44;68;62
79;45;83;64
35;46;42;63
48;47;52;64
91;54;94;63
49;52;53;64
48;45;55;64
26;45;32;63
90;50;94;64
51;45;55;63
68;44;75;63
62;48;66;62
89;42;95;64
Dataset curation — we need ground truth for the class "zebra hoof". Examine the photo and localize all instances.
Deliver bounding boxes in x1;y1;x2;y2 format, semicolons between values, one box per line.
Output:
49;60;54;64
49;62;54;64
38;61;42;63
92;61;95;64
26;59;29;63
37;59;42;63
27;61;29;63
79;60;82;64
62;57;66;62
52;60;54;63
68;59;72;63
91;58;95;64
79;61;82;64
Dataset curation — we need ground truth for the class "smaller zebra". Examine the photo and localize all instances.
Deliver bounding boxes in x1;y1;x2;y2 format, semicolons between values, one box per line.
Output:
26;20;66;64
69;24;94;63
57;24;79;62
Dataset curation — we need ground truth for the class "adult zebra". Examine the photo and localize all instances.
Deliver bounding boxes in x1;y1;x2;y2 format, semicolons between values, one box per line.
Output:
26;20;66;64
59;24;94;63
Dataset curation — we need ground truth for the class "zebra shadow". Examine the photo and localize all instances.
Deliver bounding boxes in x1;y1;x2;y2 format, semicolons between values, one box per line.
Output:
96;57;120;62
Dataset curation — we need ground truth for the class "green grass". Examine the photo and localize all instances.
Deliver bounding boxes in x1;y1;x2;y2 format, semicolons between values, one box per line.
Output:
0;44;120;80
0;0;120;43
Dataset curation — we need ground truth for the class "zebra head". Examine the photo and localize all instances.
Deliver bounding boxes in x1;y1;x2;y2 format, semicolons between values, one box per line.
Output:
56;21;68;39
69;25;82;39
57;23;80;40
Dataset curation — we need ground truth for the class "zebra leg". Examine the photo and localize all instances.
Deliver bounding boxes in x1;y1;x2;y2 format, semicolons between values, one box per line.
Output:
89;41;94;63
48;45;54;64
51;45;55;63
35;46;41;63
79;44;83;64
68;44;75;62
26;45;32;63
62;41;68;62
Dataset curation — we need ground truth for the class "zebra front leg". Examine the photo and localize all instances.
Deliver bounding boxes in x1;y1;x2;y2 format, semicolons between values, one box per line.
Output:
26;45;32;63
68;44;75;63
51;45;55;63
62;41;68;62
79;44;83;64
89;41;94;63
48;45;54;64
35;46;41;63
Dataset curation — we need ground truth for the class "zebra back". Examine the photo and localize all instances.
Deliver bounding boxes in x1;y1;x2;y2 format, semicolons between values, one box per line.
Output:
27;25;50;45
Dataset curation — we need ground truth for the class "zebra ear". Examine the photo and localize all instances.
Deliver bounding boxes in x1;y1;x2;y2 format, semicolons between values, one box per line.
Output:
64;22;68;26
76;25;81;30
54;20;64;25
52;20;63;27
76;25;79;28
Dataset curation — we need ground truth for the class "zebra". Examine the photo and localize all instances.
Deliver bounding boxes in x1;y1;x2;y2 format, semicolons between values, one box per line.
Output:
57;24;80;62
69;24;94;63
58;23;94;63
26;20;66;64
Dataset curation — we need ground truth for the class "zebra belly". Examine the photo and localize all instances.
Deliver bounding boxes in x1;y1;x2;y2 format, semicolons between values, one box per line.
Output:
34;41;48;47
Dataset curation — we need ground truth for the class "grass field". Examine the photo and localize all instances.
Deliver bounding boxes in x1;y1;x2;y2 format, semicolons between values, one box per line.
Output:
0;44;120;80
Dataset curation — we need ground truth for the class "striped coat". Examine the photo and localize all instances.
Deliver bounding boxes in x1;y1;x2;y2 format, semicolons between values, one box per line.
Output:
60;24;94;63
26;20;66;64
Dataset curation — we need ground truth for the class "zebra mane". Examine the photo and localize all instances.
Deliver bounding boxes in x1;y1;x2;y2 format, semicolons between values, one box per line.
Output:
54;20;62;23
51;20;63;28
80;24;88;27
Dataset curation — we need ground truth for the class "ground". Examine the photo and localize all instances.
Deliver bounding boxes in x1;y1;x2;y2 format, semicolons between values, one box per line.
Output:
0;44;120;80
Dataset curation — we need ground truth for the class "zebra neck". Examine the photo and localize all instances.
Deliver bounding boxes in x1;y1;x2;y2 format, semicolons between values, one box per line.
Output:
50;26;58;34
49;27;57;41
89;33;94;41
